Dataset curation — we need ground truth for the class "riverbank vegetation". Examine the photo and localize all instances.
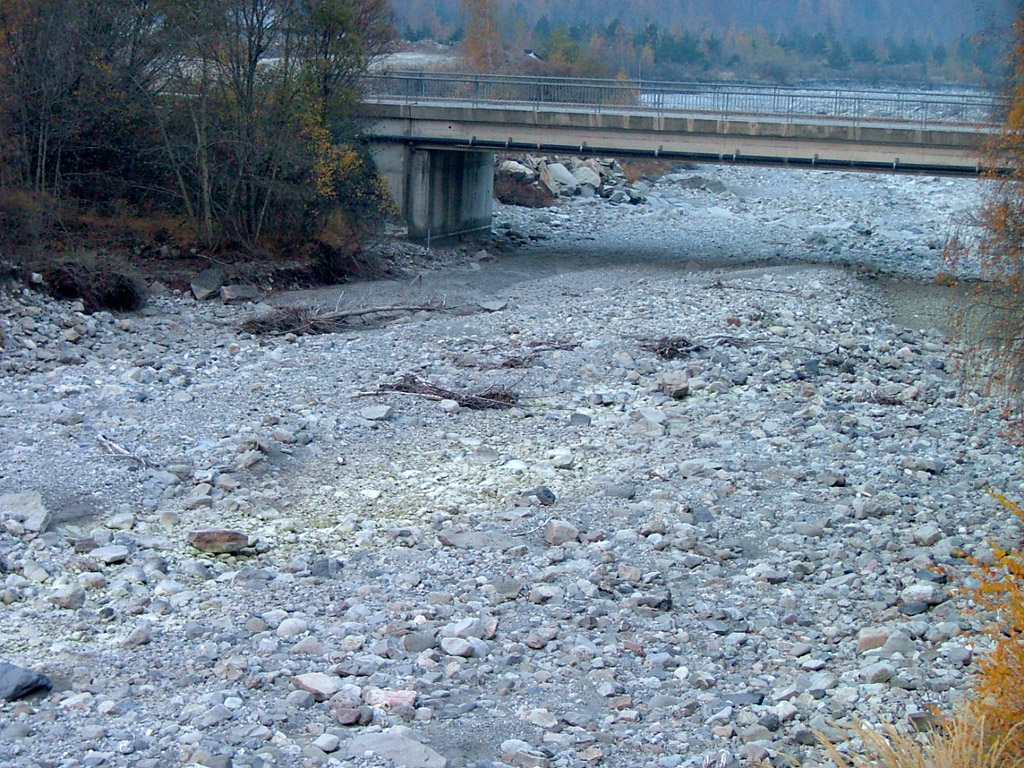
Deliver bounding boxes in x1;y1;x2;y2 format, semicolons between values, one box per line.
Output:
0;0;396;283
828;10;1024;768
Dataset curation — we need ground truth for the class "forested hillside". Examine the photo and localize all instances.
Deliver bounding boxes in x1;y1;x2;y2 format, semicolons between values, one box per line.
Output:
390;0;1014;83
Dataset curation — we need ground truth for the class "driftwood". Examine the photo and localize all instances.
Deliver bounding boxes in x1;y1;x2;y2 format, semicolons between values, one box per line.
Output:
499;340;579;369
95;433;154;468
358;374;518;410
643;334;757;359
241;303;444;336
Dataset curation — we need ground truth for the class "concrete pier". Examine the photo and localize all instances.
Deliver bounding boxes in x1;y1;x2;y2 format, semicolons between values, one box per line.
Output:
373;144;494;243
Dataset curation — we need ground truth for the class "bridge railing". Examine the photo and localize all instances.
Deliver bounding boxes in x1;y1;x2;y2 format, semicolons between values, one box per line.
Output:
361;71;1004;128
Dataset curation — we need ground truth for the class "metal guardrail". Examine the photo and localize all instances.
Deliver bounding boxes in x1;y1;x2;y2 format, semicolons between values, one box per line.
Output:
362;71;1005;129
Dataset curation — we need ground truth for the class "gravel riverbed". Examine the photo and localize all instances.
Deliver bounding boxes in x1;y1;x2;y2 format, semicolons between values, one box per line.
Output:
1;164;1020;768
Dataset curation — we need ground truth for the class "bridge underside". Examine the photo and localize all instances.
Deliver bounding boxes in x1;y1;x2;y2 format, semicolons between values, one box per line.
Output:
373;143;494;244
368;102;987;242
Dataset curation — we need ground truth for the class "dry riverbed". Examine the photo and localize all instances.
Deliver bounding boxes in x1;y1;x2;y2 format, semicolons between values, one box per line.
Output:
1;164;1020;768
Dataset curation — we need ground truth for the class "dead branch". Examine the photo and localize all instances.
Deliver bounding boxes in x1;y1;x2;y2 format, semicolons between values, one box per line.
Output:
95;433;154;468
357;374;518;410
242;302;445;336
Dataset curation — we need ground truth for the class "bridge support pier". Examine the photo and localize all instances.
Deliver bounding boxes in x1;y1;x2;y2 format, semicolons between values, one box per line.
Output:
373;144;494;244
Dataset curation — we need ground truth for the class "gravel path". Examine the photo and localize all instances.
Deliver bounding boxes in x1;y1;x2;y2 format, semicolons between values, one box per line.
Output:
0;164;1019;768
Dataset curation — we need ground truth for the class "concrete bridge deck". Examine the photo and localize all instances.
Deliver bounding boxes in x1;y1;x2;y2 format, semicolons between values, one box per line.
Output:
359;72;1004;240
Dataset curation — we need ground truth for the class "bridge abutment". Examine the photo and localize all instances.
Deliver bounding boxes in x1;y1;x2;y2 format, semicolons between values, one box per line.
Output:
373;144;494;244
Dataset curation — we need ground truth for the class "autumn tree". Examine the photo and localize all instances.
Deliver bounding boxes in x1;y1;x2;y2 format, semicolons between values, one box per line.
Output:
460;0;502;72
0;0;396;256
946;13;1024;434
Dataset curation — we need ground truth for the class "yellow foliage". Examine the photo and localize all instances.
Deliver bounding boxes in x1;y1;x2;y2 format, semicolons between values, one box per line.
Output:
964;491;1024;758
820;489;1024;768
820;717;1024;768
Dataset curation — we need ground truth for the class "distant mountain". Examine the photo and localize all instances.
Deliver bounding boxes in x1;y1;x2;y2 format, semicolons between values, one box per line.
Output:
390;0;1015;84
391;0;1013;45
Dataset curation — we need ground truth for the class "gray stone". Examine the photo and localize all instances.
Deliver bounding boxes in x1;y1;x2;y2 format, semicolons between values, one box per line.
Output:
499;160;535;180
604;482;637;500
0;662;52;701
91;545;130;565
862;662;895;683
573;166;602;189
220;284;262;304
293;672;340;701
346;727;447;768
190;268;226;301
0;492;50;533
50;585;86;609
439;637;473;657
544;519;579;545
361;405;393;422
403;631;438;653
540;162;578;195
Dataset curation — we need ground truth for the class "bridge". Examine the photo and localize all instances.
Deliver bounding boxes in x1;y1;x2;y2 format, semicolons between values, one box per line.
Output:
360;72;1004;242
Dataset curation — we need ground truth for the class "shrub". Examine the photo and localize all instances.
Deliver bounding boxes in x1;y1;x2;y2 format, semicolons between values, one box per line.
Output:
38;255;147;313
820;717;1024;768
965;491;1024;758
945;14;1024;435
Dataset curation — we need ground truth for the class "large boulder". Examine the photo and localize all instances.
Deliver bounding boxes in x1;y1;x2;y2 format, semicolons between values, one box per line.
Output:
573;165;602;191
540;162;579;195
499;159;535;180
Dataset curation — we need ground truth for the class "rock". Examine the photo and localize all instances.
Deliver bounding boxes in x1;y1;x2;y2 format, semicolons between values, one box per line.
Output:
293;672;340;701
314;733;340;753
186;529;250;554
122;622;152;649
0;492;50;534
219;284;262;304
544;519;579;545
439;637;474;657
50;584;86;609
523;486;556;506
857;627;890;653
657;371;690;399
0;662;52;701
346;727;446;768
540;162;578;195
500;160;535;180
363;688;418;710
190;268;226;301
912;524;944;546
403;631;438;653
276;618;309;637
573;166;602;190
90;545;130;565
604;482;637;500
862;662;896;683
901;583;947;606
361;405;393;421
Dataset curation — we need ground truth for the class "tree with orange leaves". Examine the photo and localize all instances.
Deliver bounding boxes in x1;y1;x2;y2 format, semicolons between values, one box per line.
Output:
460;0;502;72
946;12;1024;436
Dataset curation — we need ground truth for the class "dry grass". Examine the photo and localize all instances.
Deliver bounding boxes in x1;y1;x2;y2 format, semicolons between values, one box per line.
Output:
820;717;1024;768
241;306;348;336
